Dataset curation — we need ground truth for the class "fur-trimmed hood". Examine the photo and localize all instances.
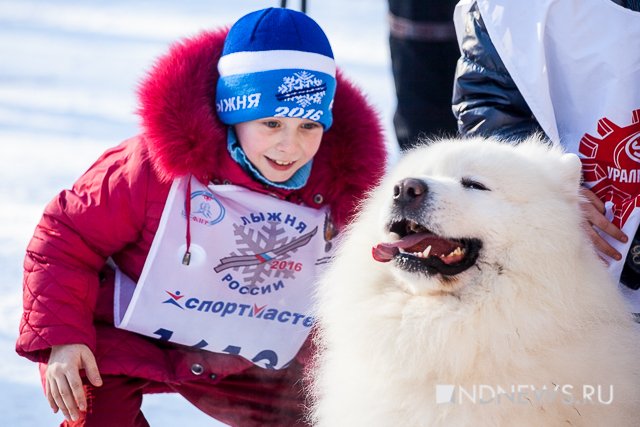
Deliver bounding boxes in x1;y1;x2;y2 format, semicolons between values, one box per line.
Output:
137;28;387;227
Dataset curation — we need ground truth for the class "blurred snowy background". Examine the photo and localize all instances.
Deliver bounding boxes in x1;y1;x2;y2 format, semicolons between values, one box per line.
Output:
0;0;395;425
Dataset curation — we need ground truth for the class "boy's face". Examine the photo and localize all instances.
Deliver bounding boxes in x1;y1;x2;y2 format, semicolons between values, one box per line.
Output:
234;117;323;183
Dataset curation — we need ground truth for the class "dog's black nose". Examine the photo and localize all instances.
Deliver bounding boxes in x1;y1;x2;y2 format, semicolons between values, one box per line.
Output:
393;178;428;204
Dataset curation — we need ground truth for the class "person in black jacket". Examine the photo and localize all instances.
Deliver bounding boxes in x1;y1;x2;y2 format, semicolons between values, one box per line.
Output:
452;0;640;291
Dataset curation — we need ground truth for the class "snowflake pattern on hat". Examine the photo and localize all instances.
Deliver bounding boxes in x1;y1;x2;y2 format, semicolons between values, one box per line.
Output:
276;71;327;108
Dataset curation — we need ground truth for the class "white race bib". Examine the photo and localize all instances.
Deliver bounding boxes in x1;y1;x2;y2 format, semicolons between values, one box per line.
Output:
115;176;336;369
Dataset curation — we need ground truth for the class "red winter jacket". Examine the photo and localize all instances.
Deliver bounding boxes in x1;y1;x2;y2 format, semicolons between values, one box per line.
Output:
16;28;386;425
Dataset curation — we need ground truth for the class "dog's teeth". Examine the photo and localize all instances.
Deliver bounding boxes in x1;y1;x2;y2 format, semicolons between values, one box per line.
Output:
445;247;465;258
408;221;422;232
422;245;432;257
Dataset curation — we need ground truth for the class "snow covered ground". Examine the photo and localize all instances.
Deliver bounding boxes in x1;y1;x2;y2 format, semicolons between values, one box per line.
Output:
0;0;395;425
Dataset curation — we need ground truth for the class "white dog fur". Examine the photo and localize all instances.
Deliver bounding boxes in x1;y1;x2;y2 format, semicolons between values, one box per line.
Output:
310;136;640;426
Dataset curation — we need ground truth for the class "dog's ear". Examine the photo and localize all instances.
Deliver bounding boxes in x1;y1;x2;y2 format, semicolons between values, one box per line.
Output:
558;153;583;189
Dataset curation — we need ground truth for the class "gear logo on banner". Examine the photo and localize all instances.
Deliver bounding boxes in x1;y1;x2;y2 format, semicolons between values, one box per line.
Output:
579;109;640;228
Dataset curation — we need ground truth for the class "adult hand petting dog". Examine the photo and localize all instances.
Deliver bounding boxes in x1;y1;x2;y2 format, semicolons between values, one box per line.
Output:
580;186;628;262
45;344;103;422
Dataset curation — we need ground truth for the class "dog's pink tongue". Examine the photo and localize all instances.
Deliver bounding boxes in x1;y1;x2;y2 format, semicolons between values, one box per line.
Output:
371;233;431;263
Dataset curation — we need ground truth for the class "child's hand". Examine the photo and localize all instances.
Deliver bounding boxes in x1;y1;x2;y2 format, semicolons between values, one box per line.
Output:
580;187;628;262
46;343;103;422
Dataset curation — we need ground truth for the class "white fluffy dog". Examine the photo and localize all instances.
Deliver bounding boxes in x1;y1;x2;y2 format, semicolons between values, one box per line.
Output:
310;136;640;426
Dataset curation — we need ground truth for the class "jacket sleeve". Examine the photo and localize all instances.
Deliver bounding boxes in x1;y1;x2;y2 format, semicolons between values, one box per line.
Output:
17;137;152;363
452;1;543;141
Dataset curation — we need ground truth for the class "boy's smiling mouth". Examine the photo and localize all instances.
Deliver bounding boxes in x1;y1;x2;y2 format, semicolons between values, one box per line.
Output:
272;159;294;166
267;157;297;170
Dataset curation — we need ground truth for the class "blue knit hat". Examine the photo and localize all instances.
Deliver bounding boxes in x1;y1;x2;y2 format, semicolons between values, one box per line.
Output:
216;8;337;130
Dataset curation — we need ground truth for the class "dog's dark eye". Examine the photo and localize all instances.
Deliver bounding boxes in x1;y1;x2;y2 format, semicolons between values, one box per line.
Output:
461;177;490;191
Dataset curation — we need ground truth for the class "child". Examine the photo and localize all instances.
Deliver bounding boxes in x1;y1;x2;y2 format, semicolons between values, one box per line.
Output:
16;8;386;427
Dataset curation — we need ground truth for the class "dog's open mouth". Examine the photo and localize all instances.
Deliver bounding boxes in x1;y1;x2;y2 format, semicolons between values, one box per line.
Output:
372;219;482;276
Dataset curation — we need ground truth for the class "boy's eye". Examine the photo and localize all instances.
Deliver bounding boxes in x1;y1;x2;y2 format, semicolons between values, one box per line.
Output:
301;122;320;130
264;120;280;128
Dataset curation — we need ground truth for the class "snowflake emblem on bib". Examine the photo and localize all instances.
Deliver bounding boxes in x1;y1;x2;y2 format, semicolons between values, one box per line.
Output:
213;222;318;287
579;109;640;228
276;71;326;108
